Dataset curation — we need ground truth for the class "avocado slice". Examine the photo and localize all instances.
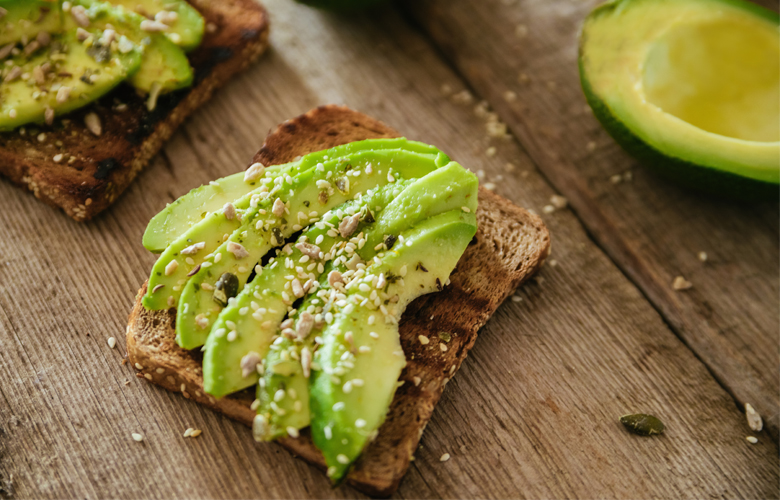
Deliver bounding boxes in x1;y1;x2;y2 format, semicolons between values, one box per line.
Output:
70;0;193;94
252;162;479;440
579;0;779;199
104;0;204;52
142;138;444;253
309;208;478;482
202;182;408;398
0;1;62;46
142;139;445;312
0;29;142;131
175;148;442;349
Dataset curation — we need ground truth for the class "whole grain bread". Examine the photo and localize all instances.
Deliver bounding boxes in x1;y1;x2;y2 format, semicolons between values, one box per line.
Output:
126;105;551;497
0;0;269;221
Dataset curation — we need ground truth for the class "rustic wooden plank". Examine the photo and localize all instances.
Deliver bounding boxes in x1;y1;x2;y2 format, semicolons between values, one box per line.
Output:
403;0;780;440
0;1;777;498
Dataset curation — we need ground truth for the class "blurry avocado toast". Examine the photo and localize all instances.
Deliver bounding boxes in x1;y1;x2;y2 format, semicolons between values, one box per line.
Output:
579;0;779;200
0;0;203;130
139;136;479;482
0;0;269;220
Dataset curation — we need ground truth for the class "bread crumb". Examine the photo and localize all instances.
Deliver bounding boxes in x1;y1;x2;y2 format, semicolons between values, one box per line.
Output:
107;337;116;349
440;453;451;462
131;433;144;442
413;376;421;386
486;147;496;157
550;195;568;209
746;436;758;444
672;276;692;291
698;251;708;263
610;174;622;184
504;90;517;102
745;403;763;432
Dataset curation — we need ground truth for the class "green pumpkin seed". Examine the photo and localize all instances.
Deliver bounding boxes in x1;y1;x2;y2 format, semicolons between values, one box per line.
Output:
620;413;665;436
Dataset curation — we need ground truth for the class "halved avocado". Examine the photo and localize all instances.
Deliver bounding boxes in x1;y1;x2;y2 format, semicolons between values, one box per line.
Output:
579;0;780;200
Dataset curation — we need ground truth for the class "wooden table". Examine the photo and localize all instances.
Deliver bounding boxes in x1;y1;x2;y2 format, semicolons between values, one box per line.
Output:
1;0;777;497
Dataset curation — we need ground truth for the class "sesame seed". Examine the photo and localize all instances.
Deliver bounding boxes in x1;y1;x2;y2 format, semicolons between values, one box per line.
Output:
746;436;758;444
227;331;238;342
135;363;144;370
418;335;430;345
355;419;366;428
440;453;451;462
461;206;471;213
184;428;193;437
53;153;64;163
132;433;144;442
698;251;708;262
542;205;556;214
550;195;568;209
164;259;178;276
287;426;300;438
337;454;350;464
84;112;102;136
190;429;202;438
107;337;116;349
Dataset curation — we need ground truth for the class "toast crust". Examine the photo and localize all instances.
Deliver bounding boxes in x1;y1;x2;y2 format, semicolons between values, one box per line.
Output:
0;0;270;221
126;105;550;496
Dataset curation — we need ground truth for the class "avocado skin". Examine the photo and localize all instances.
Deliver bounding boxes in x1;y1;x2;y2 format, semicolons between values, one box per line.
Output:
579;0;779;201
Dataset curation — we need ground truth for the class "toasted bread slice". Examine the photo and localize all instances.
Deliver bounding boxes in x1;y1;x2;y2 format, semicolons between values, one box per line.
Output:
126;105;551;497
0;0;269;221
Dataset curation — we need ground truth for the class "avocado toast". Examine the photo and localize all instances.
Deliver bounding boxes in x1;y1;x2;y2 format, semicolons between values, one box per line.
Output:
126;105;550;496
0;0;269;221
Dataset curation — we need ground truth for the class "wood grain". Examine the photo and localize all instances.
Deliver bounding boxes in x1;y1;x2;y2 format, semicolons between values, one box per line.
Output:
403;0;780;440
0;0;777;498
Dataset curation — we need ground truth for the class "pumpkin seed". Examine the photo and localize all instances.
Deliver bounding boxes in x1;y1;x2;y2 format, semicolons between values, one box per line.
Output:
213;272;239;306
620;413;665;436
438;331;451;343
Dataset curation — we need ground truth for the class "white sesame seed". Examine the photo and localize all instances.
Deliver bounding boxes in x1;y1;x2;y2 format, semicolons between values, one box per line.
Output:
107;337;116;349
698;251;708;262
227;331;238;342
418;335;430;345
746;436;758;444
164;259;179;276
337;454;350;464
190;429;202;438
132;433;144;442
461;206;471;213
287;426;300;438
184;428;193;437
440;453;451;462
84;112;102;136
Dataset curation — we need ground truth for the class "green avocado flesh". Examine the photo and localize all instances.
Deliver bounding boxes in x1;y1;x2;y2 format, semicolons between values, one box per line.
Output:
251;162;478;442
0;29;142;131
309;208;477;482
0;0;202;131
141;138;479;481
580;0;780;199
0;1;62;46
104;0;204;51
